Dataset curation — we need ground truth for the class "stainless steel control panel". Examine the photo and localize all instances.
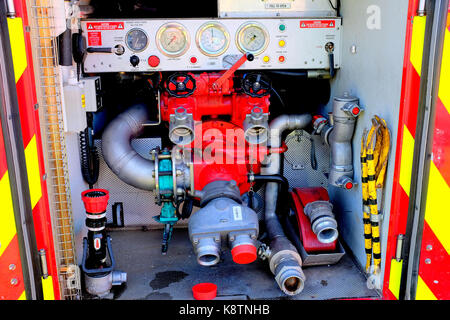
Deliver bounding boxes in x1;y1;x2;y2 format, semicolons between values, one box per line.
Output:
81;18;341;73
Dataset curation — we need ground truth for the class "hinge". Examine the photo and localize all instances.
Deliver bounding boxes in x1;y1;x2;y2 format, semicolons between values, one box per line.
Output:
39;249;49;279
418;0;427;16
395;234;405;262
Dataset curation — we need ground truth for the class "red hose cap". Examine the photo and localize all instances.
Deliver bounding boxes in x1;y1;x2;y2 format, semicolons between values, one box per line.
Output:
231;244;257;264
81;189;109;214
192;283;217;300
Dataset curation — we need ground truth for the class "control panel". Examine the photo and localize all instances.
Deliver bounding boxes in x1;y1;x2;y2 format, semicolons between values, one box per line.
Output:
81;18;342;73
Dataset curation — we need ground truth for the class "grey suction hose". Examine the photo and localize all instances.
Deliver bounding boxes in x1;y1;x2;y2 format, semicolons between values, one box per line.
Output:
101;104;156;191
261;114;312;296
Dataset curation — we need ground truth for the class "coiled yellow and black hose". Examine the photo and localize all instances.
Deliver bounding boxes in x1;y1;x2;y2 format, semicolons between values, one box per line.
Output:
361;116;391;275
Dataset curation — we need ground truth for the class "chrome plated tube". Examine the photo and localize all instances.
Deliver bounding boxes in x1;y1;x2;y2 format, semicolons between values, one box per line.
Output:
101;104;156;191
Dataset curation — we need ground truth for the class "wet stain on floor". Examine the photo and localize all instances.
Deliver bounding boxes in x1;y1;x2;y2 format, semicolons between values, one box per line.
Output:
149;270;188;290
144;292;173;300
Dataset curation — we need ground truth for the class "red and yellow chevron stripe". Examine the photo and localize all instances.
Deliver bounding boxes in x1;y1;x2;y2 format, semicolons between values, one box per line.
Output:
383;1;450;300
0;0;60;300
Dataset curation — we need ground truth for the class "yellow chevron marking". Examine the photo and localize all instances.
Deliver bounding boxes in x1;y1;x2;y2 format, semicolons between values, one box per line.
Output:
438;23;450;114
42;276;55;300
399;126;415;197
24;135;42;209
416;276;437;300
424;162;450;255
388;259;403;300
7;18;27;84
410;16;427;76
18;291;27;300
0;172;18;257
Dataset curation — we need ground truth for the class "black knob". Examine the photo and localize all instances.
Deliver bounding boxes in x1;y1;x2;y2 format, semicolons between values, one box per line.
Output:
130;55;140;67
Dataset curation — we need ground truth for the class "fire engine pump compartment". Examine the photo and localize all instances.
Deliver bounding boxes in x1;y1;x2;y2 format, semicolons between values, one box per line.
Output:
33;0;410;300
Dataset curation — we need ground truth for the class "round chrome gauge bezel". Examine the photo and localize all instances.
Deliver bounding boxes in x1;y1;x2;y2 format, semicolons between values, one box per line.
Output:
125;28;149;53
236;22;270;56
156;22;190;58
196;22;230;57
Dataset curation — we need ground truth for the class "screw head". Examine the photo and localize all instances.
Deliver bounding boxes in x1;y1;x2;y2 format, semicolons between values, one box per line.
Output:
10;278;18;286
426;245;433;251
425;258;431;265
9;264;16;271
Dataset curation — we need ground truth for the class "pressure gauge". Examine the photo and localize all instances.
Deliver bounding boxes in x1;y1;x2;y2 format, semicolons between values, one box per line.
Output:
156;23;190;57
196;22;230;57
236;22;269;56
125;29;149;52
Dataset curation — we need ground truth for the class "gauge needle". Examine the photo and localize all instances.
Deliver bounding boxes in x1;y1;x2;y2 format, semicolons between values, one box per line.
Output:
168;35;177;45
249;35;257;43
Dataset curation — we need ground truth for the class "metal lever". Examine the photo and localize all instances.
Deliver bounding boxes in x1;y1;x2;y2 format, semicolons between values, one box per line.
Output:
325;42;335;78
86;45;125;55
87;47;113;53
212;52;254;90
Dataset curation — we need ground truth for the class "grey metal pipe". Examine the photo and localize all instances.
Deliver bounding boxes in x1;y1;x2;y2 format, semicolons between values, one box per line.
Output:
261;114;311;295
327;94;360;187
101;104;156;191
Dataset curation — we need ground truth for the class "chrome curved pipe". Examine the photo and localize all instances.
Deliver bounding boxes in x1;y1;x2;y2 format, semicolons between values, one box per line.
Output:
101;104;156;191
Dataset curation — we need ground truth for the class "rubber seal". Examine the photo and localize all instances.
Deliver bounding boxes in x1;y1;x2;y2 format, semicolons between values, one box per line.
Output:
231;244;257;264
192;283;217;300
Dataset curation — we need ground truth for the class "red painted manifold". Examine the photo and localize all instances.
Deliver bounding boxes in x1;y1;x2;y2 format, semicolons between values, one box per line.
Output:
161;72;271;194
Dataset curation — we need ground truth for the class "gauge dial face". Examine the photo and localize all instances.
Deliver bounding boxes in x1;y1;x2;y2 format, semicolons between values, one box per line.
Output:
196;22;230;57
157;23;190;57
237;23;269;55
125;29;148;52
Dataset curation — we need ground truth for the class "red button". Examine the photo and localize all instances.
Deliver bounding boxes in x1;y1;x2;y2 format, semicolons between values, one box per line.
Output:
345;182;354;190
190;56;198;64
279;56;286;63
148;55;160;68
231;244;257;264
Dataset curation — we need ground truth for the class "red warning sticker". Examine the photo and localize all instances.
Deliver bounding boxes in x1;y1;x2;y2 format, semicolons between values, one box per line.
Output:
300;20;336;29
88;32;102;46
86;21;125;31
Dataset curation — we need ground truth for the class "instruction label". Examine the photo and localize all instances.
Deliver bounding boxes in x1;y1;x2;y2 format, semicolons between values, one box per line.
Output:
86;21;125;31
87;31;102;46
265;3;291;9
233;206;243;221
300;20;336;29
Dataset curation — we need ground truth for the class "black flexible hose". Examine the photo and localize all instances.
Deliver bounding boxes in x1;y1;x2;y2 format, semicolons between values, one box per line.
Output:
79;128;100;189
250;174;290;218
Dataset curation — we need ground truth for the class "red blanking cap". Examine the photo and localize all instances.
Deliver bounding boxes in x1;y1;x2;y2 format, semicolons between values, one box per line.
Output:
231;244;257;264
345;182;354;190
192;283;217;300
81;189;109;214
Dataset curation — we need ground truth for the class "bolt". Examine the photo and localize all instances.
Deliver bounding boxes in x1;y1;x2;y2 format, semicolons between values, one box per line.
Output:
425;259;431;265
9;264;16;271
10;278;18;286
426;245;433;251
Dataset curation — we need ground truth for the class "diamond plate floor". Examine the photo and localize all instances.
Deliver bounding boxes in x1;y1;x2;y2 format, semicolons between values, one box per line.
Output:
107;229;380;300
